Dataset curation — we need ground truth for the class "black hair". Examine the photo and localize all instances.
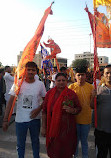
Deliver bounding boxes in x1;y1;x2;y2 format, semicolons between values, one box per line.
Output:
53;66;57;70
5;66;10;70
104;64;111;69
74;66;87;74
0;68;4;73
25;61;38;71
36;68;39;74
60;66;67;72
55;72;67;80
100;68;104;72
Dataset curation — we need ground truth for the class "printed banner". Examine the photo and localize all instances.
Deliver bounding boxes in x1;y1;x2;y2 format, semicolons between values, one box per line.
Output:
85;7;111;48
41;44;53;74
93;0;111;7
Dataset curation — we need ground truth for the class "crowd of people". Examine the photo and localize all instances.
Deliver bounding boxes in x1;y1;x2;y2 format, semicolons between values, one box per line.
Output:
0;61;111;158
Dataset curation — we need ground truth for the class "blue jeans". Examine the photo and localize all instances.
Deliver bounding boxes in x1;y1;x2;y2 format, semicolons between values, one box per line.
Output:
74;124;90;158
16;119;40;158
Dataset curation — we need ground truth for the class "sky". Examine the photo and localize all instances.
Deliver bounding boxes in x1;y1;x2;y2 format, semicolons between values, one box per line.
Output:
0;0;111;67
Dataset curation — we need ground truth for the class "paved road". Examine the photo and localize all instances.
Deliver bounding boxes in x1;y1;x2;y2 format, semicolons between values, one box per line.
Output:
0;117;96;158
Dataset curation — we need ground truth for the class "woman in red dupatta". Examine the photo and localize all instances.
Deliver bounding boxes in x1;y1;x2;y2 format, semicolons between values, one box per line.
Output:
41;73;81;158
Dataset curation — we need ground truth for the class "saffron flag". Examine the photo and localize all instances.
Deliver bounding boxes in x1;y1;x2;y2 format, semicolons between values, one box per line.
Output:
14;3;53;93
93;0;111;7
8;3;53;122
85;7;111;48
43;38;61;59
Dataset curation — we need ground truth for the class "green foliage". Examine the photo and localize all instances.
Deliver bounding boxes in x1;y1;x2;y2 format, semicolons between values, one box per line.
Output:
0;62;2;67
62;96;73;107
71;59;89;68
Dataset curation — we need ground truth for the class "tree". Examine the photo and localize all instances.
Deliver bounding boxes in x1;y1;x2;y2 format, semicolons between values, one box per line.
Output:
0;62;2;67
71;59;89;68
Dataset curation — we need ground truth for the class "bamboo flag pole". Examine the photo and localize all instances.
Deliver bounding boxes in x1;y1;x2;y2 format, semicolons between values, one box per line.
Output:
93;1;97;128
54;58;56;66
55;57;60;72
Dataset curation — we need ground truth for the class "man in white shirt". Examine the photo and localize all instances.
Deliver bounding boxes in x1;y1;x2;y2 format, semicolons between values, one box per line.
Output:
4;66;14;103
3;62;46;158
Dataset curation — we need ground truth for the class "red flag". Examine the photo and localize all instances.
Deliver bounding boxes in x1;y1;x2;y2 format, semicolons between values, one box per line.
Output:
85;7;111;48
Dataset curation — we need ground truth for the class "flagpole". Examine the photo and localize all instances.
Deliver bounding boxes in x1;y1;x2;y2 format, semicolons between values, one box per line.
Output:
55;57;60;72
93;2;97;128
43;63;47;88
54;58;56;66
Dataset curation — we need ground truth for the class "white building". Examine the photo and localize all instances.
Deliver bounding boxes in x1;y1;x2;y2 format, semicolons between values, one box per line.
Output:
75;52;108;68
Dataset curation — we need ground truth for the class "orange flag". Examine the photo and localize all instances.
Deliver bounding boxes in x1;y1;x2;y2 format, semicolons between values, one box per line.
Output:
85;7;111;48
8;2;53;122
14;3;53;93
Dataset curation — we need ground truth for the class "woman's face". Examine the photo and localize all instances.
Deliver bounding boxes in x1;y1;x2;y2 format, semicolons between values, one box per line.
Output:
55;76;67;89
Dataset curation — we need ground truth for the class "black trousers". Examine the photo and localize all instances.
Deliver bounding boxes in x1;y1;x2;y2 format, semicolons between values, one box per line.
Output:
94;129;111;158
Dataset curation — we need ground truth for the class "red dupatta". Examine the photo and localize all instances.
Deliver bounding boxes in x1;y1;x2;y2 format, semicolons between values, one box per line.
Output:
46;86;68;147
